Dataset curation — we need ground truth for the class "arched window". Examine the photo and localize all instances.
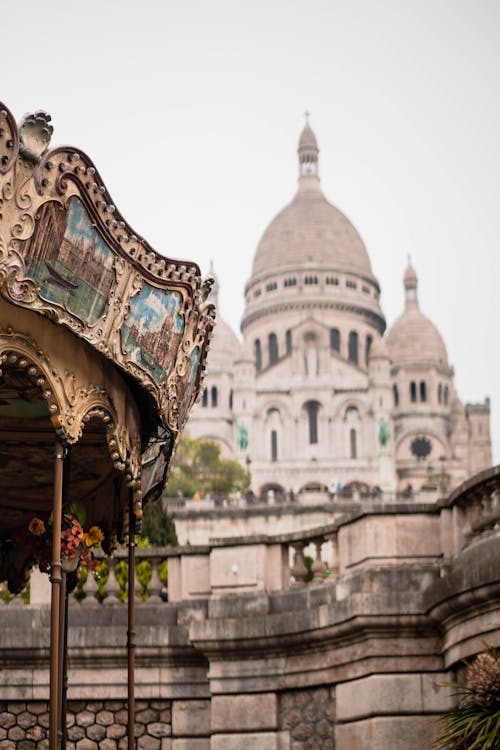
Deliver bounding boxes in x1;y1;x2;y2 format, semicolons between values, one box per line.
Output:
255;339;262;371
420;381;427;402
330;328;340;352
286;329;292;354
271;430;278;462
410;381;417;403
201;388;208;408
229;389;233;410
438;383;442;404
350;428;357;459
393;384;399;407
365;335;373;366
211;386;218;408
306;401;319;444
269;332;278;366
345;406;360;458
444;385;449;405
348;331;358;364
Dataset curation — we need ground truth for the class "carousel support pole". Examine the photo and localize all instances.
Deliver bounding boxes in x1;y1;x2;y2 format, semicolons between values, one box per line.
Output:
58;571;67;749
60;446;72;750
49;438;65;750
127;489;137;748
59;571;69;750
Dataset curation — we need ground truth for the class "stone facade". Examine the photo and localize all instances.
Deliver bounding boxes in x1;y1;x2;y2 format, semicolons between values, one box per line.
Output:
187;123;492;499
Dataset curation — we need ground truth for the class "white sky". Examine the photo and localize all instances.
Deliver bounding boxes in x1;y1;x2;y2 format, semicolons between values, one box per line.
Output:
3;0;499;462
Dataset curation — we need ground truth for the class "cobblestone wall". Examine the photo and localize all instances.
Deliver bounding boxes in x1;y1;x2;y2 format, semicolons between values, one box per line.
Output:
0;699;171;750
279;686;336;750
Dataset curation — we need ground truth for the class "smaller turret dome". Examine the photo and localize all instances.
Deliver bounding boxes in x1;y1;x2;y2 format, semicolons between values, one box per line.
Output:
209;316;241;365
206;264;241;366
386;263;448;367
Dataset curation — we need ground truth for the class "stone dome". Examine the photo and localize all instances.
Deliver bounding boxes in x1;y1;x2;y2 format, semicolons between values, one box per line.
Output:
385;264;448;366
209;315;240;366
250;123;375;281
206;265;240;366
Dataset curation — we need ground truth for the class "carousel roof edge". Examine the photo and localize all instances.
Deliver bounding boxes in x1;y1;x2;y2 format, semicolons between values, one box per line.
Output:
0;103;216;444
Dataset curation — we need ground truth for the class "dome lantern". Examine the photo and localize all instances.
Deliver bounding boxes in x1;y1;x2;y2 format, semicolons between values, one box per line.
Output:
403;260;418;307
298;112;320;191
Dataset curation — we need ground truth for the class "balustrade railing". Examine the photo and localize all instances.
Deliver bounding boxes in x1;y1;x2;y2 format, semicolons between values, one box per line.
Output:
443;466;500;554
77;548;169;606
5;469;498;607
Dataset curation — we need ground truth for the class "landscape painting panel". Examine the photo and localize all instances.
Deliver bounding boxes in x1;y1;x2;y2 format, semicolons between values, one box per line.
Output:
22;197;115;325
120;283;185;383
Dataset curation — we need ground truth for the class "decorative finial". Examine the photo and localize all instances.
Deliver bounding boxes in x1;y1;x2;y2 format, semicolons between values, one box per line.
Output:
200;276;214;302
19;111;53;164
304;110;311;125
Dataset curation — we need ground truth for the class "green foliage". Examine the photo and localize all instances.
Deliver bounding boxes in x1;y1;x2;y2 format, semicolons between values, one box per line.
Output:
435;647;500;750
164;436;251;499
141;501;178;547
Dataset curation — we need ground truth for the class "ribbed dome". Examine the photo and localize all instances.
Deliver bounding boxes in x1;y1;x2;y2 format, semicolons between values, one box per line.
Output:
252;190;373;278
386;264;448;366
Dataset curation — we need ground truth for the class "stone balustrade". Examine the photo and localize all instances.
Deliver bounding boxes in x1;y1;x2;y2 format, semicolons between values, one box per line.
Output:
3;469;499;610
439;465;500;558
164;488;436;513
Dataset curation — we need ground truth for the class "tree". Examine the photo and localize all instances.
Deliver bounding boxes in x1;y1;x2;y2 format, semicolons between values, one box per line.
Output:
141;500;178;547
163;436;251;498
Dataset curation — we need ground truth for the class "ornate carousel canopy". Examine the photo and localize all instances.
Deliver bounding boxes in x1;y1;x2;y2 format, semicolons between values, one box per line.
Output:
0;103;214;588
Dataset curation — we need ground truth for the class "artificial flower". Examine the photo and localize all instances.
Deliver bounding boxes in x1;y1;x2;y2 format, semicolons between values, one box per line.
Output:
28;517;46;536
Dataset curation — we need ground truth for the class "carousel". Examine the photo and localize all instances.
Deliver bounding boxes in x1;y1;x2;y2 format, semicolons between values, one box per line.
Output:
0;103;214;748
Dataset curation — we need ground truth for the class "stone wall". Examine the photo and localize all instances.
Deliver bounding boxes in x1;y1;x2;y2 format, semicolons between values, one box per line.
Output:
279;687;336;750
0;699;172;750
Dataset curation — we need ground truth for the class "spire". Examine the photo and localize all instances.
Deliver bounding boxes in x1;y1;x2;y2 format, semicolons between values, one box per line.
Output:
297;112;320;192
403;259;418;307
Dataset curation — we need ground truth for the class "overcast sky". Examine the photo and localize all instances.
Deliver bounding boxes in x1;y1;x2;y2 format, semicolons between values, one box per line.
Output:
3;0;499;461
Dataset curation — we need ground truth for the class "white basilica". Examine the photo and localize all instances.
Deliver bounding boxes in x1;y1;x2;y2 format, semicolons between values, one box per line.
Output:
188;123;492;500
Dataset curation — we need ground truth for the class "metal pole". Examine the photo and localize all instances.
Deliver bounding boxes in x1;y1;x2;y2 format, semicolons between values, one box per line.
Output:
49;438;64;750
127;490;136;748
59;571;69;750
60;446;71;750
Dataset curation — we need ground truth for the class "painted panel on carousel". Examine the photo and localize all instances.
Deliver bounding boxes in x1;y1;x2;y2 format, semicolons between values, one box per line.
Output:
121;283;185;383
178;345;201;425
21;197;115;325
